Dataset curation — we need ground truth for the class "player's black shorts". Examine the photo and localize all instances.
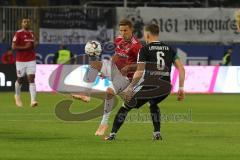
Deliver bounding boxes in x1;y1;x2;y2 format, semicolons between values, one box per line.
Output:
124;76;172;109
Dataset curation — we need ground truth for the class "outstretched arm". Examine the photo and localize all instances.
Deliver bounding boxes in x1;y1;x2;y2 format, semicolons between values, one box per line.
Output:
120;63;138;76
174;59;185;101
124;62;145;102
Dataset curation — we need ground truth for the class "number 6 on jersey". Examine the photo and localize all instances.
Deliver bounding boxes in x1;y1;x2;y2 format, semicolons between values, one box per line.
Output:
156;51;165;70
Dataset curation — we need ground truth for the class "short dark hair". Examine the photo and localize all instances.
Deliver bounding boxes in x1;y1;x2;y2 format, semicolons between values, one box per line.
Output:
21;17;30;23
119;19;133;28
144;24;159;36
22;17;30;20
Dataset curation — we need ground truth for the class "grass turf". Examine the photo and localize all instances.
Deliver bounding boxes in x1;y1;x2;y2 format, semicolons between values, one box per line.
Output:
0;92;240;160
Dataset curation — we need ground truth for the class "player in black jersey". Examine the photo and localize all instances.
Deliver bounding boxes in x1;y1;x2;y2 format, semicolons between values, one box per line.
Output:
105;24;185;141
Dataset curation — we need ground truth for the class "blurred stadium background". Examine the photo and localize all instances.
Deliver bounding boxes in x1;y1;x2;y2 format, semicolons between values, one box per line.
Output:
1;1;240;63
0;1;240;160
1;0;240;92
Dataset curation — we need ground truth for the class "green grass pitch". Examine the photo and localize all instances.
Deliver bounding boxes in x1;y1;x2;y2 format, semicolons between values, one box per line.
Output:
0;92;240;160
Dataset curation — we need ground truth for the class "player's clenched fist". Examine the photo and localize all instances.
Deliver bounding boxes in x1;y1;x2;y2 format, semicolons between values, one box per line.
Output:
177;88;185;101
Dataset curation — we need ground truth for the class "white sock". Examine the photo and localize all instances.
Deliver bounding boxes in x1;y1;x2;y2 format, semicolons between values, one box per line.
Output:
110;132;116;136
100;98;114;125
15;81;22;96
29;83;36;102
153;131;160;136
101;112;111;125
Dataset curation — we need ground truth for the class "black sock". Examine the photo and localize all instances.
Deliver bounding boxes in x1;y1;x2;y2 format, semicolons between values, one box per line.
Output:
111;107;130;133
150;104;161;132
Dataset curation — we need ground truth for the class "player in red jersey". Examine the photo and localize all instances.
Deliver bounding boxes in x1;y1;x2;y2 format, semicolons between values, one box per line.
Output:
12;18;38;107
73;19;142;135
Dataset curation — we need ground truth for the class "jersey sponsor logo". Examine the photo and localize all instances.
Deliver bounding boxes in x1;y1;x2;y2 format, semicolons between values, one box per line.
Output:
118;43;131;51
116;52;129;58
24;39;34;41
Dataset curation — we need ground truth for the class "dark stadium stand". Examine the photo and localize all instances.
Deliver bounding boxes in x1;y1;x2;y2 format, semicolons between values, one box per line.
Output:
0;0;239;8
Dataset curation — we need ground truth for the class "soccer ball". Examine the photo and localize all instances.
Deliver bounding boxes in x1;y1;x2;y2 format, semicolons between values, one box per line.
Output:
85;40;102;56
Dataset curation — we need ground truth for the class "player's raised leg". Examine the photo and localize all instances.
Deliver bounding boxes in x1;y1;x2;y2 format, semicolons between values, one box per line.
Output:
72;60;101;102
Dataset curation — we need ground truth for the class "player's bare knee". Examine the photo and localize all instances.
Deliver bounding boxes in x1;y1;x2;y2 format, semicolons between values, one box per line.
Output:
106;94;114;100
27;75;35;83
90;61;102;71
106;88;115;99
28;78;35;83
17;77;24;85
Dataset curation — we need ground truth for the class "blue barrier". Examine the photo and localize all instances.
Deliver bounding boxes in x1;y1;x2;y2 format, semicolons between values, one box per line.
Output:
0;43;239;65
